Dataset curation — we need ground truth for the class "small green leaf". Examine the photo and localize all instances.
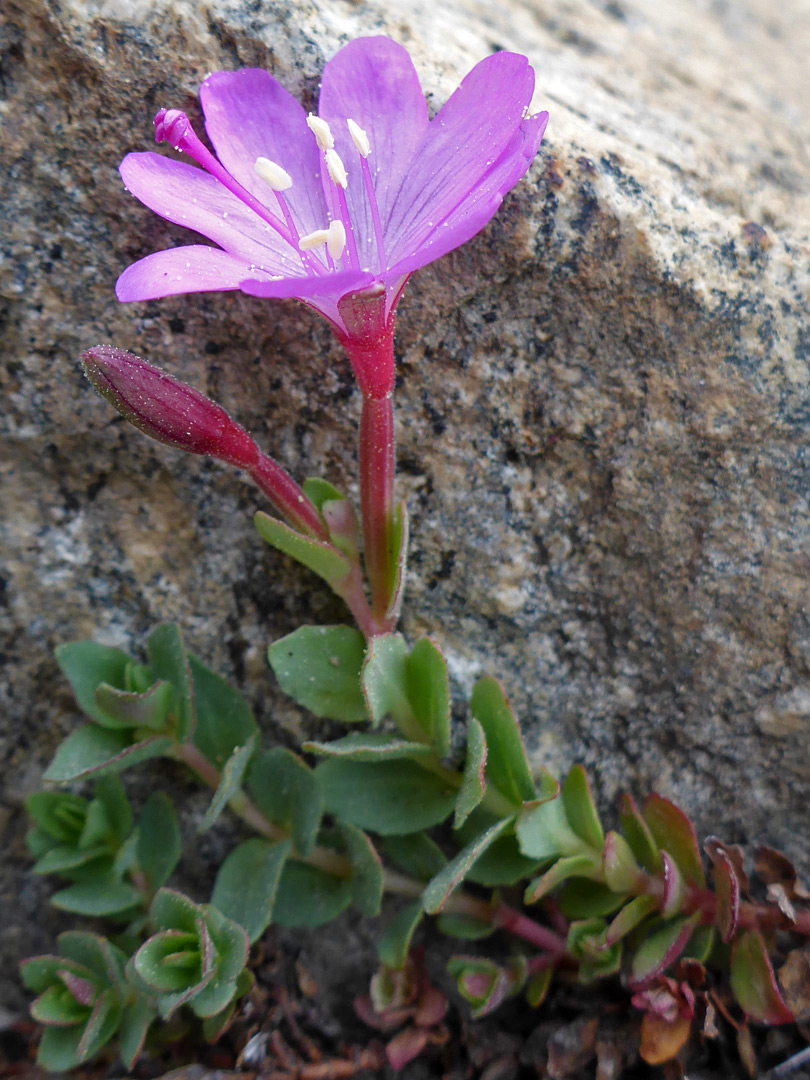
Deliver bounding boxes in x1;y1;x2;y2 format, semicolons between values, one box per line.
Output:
118;996;155;1070
383;833;447;880
455;717;487;828
470;676;534;804
524;851;602;903
137;792;181;891
437;913;495;940
684;924;715;964
26;791;87;841
362;634;414;728
730;929;794;1024
526;967;553;1008
44;726;171;781
269;625;368;723
188;977;240;1020
561;766;604;850
37;1025;85;1071
423;817;513;914
516;788;583;863
147;624;195;741
316;758;455;836
302;477;345;512
629;913;701;988
618;794;663;874
199;737;257;832
248;748;323;855
338;823;384;916
605;895;658;946
51;878;142;917
556;878;628;919
95;775;133;841
255;511;350;583
215;839;287;942
377;902;423;969
303;732;434;762
76;989;121;1062
58;931;127;986
55;642;132;726
602;831;645;893
93;680;174;731
406;637;450;755
149;888;200;933
449;955;526;1019
31;984;90;1024
134;930;201;993
643;794;705;888
272;861;352;927
385;500;409;622
189;654;259;768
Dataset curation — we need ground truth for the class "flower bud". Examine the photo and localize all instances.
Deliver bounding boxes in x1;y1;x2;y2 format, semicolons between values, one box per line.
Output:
82;345;259;469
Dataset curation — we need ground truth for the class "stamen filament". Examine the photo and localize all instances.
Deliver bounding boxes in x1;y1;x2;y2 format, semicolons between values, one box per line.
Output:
332;184;360;271
359;156;386;274
254;157;324;276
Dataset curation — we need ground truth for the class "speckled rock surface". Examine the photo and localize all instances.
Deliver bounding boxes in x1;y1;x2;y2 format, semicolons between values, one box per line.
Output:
2;0;810;1012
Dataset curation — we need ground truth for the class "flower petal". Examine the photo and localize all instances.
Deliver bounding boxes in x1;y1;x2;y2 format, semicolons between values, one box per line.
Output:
385;51;536;266
318;37;429;269
116;246;253;301
200;69;328;238
240;267;375;300
385;111;548;278
120;153;300;275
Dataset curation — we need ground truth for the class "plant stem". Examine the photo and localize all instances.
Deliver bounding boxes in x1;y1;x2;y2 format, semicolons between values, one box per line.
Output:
359;392;396;628
172;740;567;956
249;453;328;541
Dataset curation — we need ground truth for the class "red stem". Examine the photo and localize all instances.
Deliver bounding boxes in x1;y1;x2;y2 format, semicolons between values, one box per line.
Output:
359;393;396;627
249;453;328;541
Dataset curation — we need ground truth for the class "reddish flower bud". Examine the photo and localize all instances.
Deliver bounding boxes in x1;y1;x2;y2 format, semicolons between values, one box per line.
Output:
81;345;259;469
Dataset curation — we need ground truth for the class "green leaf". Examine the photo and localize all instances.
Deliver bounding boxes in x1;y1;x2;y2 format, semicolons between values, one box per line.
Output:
406;638;450;755
524;852;602;903
255;511;350;583
361;634;414;727
423;817;513;914
437;913;495;940
561;766;604;850
526;967;553;1008
199;737;257;832
303;732;433;762
730;929;794;1024
629;913;701;988
316;758;455;836
618;794;663;874
94;680;174;731
58;931;127;986
269;625;368;723
31;984;90;1024
272;861;352;927
33;844;109;876
385;500;409;622
302;477;345;512
76;989;121;1063
94;775;133;841
118;996;155;1070
469;676;534;804
455;717;486;828
605;895;658;946
51;878;142;917
556;879;628;919
188;976;240;1019
247;748;323;855
383;833;447;880
147;624;195;741
602;831;645;893
212;838;295;941
515;788;584;863
37;1025;85;1071
26;791;87;841
338;823;384;916
189;654;259;768
134;930;201;993
149;888;200;933
643;794;705;888
44;726;170;781
137;793;181;891
377;902;423;969
55;642;132;726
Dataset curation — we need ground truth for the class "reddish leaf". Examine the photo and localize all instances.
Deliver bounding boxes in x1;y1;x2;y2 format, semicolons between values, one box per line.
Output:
618;794;662;874
386;1025;430;1069
629;913;701;989
639;1013;692;1065
661;852;686;917
705;841;740;943
643;795;705;888
730;929;793;1025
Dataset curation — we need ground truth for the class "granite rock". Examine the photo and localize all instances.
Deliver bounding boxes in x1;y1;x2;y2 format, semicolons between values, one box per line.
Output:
2;0;809;1011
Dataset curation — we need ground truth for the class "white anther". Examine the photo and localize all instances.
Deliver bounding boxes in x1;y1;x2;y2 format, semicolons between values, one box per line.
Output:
347;118;370;158
298;228;329;250
307;114;334;151
326;219;347;260
254;156;293;191
325;148;348;188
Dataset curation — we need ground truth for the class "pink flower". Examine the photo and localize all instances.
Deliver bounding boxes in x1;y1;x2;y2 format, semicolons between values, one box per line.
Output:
116;37;547;394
